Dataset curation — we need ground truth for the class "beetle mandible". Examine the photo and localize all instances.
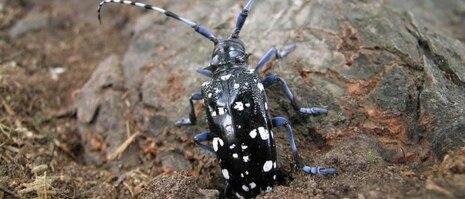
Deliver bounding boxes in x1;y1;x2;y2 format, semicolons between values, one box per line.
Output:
98;0;336;198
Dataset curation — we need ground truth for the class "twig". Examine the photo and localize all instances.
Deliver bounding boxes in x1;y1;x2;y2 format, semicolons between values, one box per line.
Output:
0;154;11;162
18;175;57;197
0;185;20;198
113;173;128;187
123;182;134;197
4;145;19;153
50;107;76;119
0;123;12;137
106;132;141;162
1;100;15;116
53;139;77;160
44;172;47;199
426;179;453;198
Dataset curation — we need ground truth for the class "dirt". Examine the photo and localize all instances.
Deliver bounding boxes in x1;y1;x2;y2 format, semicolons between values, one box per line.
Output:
1;0;465;199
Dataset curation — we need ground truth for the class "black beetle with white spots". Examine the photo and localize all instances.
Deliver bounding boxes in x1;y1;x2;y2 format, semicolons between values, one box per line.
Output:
98;0;336;198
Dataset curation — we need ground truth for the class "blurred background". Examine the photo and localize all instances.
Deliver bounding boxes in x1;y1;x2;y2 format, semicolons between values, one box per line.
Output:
0;0;464;198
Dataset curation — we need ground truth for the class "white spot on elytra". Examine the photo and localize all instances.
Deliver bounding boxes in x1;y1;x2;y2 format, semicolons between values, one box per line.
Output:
234;83;240;89
258;127;269;140
250;182;256;189
273;162;277;168
221;74;232;81
212;137;224;152
243;156;249;162
245;103;250;107
236;192;245;199
229;144;236;149
263;160;273;172
222;169;230;179
218;107;225;115
237;125;241;129
219;139;224;146
212;137;219;152
207;93;212;98
242;185;249;191
245;171;249;175
241;143;248;150
247;69;254;74
266;186;273;192
265;102;268;110
240;173;244;178
257;82;264;91
233;153;238;158
249;129;257;138
233;102;244;111
273;175;276;180
210;106;217;116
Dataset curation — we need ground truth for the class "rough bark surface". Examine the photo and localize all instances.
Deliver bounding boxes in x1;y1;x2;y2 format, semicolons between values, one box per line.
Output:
74;0;465;198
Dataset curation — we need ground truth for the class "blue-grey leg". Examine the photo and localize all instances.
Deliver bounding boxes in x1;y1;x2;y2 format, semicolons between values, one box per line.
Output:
223;181;232;198
255;44;296;73
230;0;256;38
175;92;202;126
272;117;336;175
194;131;215;154
262;74;328;116
196;67;213;78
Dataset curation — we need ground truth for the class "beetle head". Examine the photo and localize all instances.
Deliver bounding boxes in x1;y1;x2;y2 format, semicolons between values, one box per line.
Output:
210;39;249;68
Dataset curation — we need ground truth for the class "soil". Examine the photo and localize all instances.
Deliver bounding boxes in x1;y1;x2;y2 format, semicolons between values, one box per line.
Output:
1;0;464;199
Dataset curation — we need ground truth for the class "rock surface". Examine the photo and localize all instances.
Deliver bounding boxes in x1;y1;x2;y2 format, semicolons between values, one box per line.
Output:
74;0;465;197
157;149;193;171
75;55;132;166
9;10;49;38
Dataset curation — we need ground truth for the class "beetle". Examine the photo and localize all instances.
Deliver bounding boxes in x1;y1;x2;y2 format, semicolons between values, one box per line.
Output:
98;0;336;198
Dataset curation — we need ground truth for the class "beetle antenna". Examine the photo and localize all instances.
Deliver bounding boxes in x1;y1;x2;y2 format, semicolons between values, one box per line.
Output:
229;0;256;39
98;0;218;43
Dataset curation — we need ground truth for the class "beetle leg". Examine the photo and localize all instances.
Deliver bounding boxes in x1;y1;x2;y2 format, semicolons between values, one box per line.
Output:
194;131;215;154
223;180;231;197
262;74;328;116
230;0;256;39
175;92;202;126
196;67;213;78
272;117;336;175
255;44;296;73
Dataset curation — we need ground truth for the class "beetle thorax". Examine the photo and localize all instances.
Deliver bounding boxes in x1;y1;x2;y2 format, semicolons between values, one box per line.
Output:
210;39;249;73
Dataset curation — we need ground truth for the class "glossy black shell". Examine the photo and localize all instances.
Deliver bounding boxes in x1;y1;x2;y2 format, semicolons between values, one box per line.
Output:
201;66;277;198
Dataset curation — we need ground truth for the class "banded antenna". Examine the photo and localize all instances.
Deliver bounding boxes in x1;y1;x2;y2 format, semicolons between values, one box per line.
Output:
98;0;218;43
230;0;256;39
